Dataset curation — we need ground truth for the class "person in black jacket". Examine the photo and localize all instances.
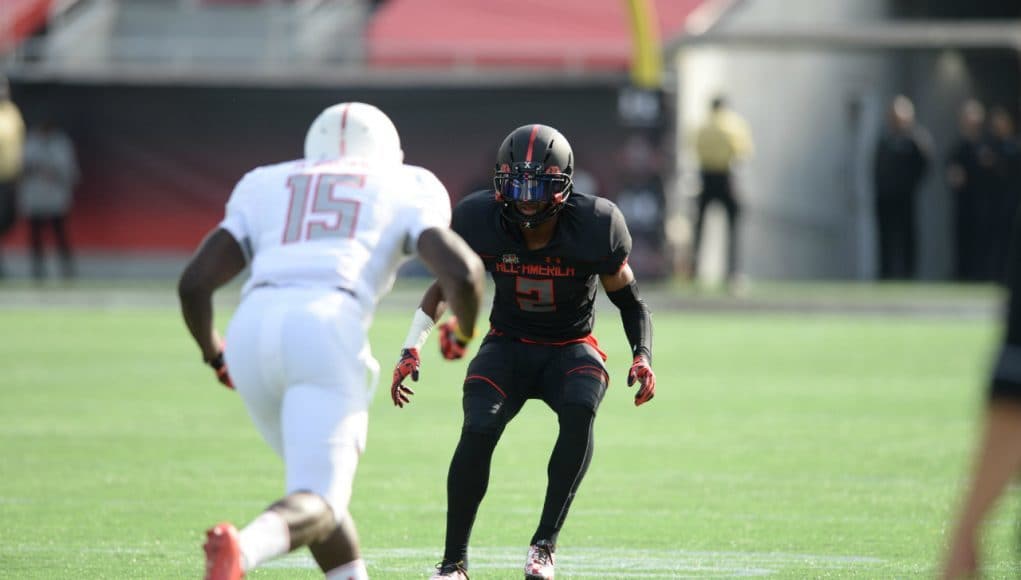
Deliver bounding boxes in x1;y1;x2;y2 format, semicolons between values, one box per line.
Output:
988;106;1020;283
872;95;931;280
946;99;998;281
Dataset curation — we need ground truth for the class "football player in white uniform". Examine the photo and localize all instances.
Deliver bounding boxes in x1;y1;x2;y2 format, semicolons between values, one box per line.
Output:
178;102;484;580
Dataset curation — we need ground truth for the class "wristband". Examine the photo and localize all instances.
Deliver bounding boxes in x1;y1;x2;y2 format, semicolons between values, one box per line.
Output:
402;308;436;350
453;324;475;344
207;351;225;370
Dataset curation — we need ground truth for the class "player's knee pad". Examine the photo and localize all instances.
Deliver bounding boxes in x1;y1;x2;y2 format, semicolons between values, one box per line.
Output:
559;372;607;413
547;343;608;413
461;378;512;436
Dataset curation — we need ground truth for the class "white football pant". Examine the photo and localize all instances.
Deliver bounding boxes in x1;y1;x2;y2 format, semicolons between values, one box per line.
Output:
225;287;379;519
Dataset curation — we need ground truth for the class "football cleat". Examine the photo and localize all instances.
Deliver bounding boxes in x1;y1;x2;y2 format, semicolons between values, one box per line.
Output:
430;559;469;579
204;522;243;580
524;540;555;579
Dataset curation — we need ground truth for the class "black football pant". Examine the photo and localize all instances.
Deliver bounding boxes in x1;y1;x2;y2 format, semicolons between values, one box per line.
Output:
875;196;916;280
692;170;740;280
0;182;16;278
442;336;607;566
28;215;74;279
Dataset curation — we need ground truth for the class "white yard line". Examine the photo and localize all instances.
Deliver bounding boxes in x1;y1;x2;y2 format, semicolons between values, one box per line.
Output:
261;546;884;577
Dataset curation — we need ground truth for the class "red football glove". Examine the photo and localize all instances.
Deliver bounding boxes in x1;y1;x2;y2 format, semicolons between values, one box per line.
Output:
627;354;655;406
438;317;470;360
391;348;420;408
207;351;234;390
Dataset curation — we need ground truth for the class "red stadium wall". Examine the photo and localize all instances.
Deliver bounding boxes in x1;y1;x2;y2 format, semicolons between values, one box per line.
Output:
366;0;706;69
0;0;53;53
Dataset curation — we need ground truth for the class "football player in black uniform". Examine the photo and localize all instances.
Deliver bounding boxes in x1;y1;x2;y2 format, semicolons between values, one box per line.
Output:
942;209;1021;579
390;124;656;579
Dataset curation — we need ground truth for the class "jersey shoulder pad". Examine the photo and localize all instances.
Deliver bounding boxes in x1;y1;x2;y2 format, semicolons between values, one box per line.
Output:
452;189;498;222
568;192;631;272
393;164;452;243
400;163;442;186
399;164;450;203
456;189;497;209
451;190;499;244
566;192;620;232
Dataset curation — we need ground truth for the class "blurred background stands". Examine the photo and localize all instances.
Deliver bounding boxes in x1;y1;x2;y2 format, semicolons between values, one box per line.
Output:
0;0;1019;285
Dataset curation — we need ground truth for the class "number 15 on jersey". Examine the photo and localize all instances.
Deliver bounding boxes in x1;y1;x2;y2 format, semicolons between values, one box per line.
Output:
283;173;364;244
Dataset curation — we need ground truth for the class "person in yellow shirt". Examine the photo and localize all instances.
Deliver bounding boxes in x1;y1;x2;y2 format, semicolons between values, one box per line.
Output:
691;95;753;285
0;76;26;278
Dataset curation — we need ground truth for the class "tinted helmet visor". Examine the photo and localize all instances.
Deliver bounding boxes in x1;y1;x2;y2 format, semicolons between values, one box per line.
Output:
494;172;570;203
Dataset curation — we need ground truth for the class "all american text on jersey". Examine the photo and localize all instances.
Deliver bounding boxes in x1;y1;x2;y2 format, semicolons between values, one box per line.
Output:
495;261;576;277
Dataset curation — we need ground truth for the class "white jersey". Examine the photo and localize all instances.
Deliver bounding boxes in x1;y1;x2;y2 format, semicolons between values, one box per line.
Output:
219;158;452;314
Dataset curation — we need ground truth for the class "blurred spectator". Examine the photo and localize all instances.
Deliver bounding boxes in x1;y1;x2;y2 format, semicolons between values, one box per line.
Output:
872;95;931;280
988;106;1020;284
691;95;753;286
616;133;667;278
0;76;25;279
17;119;79;280
940;209;1021;580
946;99;997;282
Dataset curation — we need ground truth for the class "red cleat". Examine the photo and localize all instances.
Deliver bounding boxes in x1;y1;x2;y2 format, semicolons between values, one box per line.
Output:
204;522;243;580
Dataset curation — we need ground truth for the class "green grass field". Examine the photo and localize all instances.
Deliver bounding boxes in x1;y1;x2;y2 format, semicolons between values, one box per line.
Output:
2;284;1020;578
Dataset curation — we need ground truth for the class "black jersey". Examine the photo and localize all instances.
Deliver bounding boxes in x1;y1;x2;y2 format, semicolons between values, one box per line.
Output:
452;190;631;342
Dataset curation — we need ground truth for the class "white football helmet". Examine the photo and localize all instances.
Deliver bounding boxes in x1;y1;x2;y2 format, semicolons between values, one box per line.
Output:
304;102;404;165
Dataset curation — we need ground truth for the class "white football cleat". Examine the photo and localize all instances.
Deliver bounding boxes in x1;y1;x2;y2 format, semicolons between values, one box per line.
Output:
430;560;469;579
524;540;555;579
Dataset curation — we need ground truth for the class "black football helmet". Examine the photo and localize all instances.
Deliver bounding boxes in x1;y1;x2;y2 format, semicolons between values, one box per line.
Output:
493;124;574;228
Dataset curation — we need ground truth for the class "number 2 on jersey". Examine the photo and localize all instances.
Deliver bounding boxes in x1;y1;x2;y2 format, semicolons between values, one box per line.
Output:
282;173;364;243
516;277;555;312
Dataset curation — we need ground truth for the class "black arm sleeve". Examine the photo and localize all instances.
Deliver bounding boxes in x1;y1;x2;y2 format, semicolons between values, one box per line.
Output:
606;280;653;362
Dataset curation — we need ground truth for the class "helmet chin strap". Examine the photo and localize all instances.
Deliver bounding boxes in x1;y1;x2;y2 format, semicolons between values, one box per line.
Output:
501;197;568;229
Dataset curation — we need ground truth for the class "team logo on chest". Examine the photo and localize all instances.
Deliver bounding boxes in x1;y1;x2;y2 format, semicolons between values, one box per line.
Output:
495;253;576;277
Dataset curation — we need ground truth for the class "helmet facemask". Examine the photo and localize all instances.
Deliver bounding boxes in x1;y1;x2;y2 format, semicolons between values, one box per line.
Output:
494;163;573;228
492;124;575;228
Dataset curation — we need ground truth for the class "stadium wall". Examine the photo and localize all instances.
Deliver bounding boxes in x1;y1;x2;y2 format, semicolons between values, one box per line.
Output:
7;81;662;268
